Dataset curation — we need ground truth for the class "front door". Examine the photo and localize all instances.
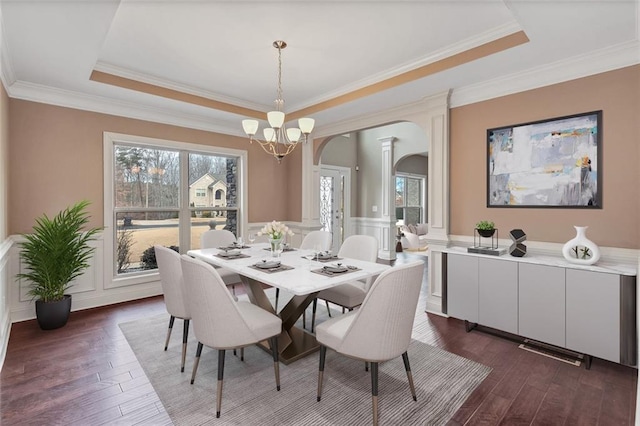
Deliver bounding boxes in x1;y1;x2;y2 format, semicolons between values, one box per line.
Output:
319;167;349;253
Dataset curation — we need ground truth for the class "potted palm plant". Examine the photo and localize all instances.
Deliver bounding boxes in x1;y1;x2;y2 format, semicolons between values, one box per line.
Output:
16;200;102;330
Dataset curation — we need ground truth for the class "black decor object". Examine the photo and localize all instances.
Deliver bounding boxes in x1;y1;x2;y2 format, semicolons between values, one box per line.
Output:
35;294;72;330
509;229;527;257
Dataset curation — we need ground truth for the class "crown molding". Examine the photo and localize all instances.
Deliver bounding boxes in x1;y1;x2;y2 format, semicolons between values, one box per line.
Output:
290;21;523;112
9;80;244;137
314;98;430;139
450;39;640;108
5;36;637;140
94;61;269;112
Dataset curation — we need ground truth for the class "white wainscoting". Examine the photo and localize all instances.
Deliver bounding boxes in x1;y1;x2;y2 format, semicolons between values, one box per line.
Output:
351;217;395;260
0;238;12;370
7;234;163;324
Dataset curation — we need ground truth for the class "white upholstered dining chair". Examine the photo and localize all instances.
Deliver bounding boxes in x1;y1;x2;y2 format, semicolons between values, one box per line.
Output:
200;229;243;294
273;230;333;315
180;254;283;419
315;260;424;426
154;245;191;373
310;234;378;332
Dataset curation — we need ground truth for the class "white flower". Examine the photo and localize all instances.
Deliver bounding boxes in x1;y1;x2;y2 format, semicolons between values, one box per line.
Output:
257;220;293;240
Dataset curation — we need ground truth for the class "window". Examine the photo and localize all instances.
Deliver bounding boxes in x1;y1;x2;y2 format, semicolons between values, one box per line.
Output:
215;189;223;200
395;174;424;225
105;133;246;285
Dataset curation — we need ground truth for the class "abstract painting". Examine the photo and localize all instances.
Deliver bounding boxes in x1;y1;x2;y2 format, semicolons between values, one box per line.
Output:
487;111;601;208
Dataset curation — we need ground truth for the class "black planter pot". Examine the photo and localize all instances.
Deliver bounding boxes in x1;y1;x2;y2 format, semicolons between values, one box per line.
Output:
477;228;496;238
35;294;72;330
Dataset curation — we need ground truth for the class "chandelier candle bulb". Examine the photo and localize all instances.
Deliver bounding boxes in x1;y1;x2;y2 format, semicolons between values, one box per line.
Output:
263;128;276;142
287;128;301;142
242;119;258;136
267;111;285;129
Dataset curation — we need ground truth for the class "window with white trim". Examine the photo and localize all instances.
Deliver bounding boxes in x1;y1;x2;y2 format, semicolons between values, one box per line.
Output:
105;133;245;281
395;174;424;225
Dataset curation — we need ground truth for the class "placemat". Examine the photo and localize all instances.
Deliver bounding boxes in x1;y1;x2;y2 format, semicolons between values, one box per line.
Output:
219;245;250;250
311;266;361;277
314;255;342;263
248;264;294;273
213;253;251;260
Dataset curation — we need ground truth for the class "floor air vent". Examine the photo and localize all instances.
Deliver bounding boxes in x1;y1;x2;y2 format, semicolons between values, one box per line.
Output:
518;339;583;367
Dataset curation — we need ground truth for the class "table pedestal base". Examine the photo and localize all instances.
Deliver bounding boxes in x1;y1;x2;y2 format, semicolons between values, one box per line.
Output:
242;277;321;365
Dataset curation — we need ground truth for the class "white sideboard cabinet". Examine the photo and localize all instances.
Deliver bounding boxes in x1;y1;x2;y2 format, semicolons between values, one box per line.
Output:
443;249;637;367
518;263;566;348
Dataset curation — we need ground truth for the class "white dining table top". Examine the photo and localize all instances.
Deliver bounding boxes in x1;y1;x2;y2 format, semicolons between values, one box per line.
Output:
187;243;390;296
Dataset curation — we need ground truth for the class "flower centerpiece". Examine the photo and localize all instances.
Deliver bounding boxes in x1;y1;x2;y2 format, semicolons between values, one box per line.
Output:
258;221;294;257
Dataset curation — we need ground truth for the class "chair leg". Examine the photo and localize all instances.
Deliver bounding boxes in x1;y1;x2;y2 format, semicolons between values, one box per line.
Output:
302;309;306;329
231;284;236;295
181;319;189;372
164;316;175;350
190;342;203;384
269;337;281;391
402;352;417;401
371;362;379;426
240;347;244;361
317;345;327;402
325;300;332;317
216;349;226;418
275;288;280;312
365;361;369;372
311;298;318;333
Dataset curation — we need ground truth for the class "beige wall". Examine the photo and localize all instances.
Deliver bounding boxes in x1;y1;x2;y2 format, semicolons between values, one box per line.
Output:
0;84;8;241
450;65;640;249
8;100;295;234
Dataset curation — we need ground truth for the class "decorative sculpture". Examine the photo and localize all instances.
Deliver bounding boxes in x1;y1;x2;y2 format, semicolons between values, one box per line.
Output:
509;229;527;257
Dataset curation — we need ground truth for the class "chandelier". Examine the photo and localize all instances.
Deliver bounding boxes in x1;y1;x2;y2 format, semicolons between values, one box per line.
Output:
241;41;315;163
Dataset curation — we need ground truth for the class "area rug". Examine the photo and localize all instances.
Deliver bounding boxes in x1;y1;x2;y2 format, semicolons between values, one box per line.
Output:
120;293;490;425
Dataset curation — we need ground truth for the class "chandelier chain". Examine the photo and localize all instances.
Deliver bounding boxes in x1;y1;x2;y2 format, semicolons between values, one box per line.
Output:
276;44;283;110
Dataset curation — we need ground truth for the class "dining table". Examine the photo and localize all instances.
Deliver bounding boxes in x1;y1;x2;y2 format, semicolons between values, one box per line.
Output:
187;243;390;364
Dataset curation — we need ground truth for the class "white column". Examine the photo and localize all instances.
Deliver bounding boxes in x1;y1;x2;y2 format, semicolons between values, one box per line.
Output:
424;91;451;315
379;136;396;261
300;138;322;236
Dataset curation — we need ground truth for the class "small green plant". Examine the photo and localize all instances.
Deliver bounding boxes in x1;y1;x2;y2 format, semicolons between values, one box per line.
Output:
475;220;495;231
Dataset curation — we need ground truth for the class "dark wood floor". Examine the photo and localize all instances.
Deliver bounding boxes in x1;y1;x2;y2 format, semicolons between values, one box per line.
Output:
1;293;636;425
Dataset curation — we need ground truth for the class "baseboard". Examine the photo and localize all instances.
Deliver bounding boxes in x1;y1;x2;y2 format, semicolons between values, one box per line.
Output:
0;310;10;371
10;285;163;323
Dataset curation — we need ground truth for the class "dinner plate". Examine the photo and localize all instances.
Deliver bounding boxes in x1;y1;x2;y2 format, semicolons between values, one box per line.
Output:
218;249;241;257
323;264;348;273
316;252;335;260
255;260;281;269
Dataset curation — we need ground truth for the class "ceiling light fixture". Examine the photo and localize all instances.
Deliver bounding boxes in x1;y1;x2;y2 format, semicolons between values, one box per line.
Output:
241;40;315;163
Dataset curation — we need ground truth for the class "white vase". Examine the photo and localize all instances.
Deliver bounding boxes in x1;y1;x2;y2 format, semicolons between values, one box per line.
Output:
562;226;600;265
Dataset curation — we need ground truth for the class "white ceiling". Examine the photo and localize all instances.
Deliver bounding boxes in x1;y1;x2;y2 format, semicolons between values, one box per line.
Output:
1;0;638;137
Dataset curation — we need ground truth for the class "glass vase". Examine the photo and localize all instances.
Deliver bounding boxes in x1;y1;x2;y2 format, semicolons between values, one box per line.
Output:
269;238;283;258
